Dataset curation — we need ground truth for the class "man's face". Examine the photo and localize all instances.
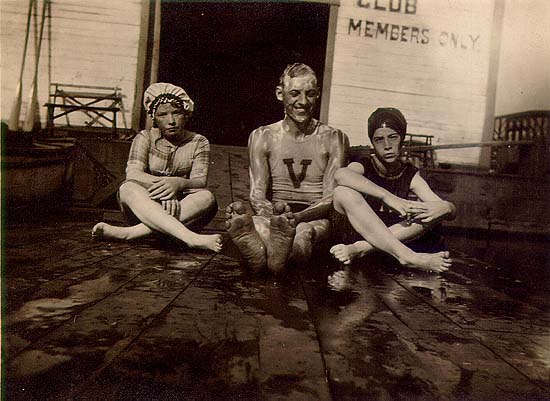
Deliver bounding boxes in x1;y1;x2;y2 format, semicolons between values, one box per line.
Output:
371;127;402;164
154;102;188;142
278;74;319;126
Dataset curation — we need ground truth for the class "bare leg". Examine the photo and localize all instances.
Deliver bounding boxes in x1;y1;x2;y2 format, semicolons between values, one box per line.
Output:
291;219;330;264
179;189;217;229
331;221;427;264
225;201;267;272
92;190;218;241
93;182;221;252
332;186;451;272
267;202;296;275
92;222;151;240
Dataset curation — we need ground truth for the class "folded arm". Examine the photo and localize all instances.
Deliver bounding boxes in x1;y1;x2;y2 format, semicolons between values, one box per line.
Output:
334;162;412;218
293;130;350;223
408;172;456;223
125;133;209;201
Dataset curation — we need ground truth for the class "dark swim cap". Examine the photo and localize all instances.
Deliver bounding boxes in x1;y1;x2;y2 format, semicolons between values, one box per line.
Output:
368;108;407;140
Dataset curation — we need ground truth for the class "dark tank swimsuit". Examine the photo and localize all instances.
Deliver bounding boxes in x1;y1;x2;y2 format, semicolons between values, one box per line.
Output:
331;155;445;252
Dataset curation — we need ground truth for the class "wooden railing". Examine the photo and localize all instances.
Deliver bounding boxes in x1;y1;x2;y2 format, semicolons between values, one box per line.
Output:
491;110;549;176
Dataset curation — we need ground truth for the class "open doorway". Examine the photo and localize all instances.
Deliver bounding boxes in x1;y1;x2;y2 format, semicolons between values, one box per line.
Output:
159;2;330;146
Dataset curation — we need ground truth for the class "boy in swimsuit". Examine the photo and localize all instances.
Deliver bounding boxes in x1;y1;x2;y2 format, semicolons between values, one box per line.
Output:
330;107;455;272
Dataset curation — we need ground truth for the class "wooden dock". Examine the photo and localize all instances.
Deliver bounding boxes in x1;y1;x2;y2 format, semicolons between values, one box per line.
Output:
3;143;549;401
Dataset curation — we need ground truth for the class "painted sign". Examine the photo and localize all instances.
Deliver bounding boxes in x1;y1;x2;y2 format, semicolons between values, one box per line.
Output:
327;0;495;165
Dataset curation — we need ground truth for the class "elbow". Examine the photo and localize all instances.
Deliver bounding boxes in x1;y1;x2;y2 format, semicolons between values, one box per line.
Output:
126;169;137;181
334;167;347;185
194;177;207;189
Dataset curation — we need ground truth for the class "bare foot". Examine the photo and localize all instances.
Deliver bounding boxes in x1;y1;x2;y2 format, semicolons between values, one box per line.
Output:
188;233;223;253
330;244;357;265
225;201;267;272
267;202;296;275
400;251;452;273
92;222;128;240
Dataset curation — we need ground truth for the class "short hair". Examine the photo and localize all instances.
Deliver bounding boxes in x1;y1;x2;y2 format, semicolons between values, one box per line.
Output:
278;63;317;88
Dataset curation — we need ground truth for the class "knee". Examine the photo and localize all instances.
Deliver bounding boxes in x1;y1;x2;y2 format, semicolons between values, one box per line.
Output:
333;186;362;206
118;181;140;203
296;223;314;239
190;189;217;211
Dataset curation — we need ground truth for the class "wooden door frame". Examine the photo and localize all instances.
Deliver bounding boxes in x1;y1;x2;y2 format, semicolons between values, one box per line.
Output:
132;0;340;132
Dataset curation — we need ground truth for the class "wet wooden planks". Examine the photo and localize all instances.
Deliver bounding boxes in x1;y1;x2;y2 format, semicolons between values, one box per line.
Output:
4;222;329;401
3;220;549;400
300;262;548;400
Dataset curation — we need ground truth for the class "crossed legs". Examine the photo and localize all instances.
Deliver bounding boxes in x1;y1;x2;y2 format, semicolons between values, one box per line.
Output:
92;182;222;252
330;186;450;272
330;219;428;265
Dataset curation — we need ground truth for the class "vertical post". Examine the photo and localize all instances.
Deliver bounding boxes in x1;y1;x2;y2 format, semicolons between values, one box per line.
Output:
150;0;161;85
145;0;162;131
480;0;506;169
320;3;339;124
131;0;151;132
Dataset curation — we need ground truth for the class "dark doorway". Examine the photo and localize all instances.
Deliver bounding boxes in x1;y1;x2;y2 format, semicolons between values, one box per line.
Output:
159;2;330;146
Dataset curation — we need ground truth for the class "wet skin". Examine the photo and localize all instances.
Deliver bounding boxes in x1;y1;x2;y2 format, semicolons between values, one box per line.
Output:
227;72;349;273
276;74;319;131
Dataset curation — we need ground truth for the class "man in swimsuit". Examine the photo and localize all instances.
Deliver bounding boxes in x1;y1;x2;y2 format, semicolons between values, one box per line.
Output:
330;107;455;272
225;63;350;274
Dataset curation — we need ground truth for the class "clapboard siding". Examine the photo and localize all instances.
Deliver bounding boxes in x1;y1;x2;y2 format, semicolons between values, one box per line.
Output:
327;0;495;165
0;0;141;130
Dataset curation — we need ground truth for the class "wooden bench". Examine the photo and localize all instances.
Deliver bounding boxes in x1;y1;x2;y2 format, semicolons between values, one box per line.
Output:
45;83;125;137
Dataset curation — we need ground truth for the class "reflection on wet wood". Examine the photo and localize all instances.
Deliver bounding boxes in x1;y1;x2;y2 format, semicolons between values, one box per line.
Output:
4;219;548;400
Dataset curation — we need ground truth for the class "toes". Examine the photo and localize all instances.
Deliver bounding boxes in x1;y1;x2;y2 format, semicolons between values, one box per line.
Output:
273;201;287;215
92;223;104;236
228;201;246;215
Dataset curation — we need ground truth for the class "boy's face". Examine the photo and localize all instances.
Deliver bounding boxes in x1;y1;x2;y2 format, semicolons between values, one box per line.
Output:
277;74;319;126
371;127;402;164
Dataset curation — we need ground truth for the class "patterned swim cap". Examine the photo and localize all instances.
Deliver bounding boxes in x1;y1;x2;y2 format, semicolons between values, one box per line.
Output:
368;108;407;140
143;83;194;118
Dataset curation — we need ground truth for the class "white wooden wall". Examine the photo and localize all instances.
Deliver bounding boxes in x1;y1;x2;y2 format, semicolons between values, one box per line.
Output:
327;0;496;165
0;0;141;130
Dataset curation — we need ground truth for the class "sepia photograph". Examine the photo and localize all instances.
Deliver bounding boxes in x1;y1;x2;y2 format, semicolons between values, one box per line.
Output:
1;0;549;399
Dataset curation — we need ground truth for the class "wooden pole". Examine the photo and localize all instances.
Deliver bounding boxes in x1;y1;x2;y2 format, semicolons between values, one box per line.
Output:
403;140;535;152
145;0;161;131
23;0;48;133
8;0;35;131
131;0;151;132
